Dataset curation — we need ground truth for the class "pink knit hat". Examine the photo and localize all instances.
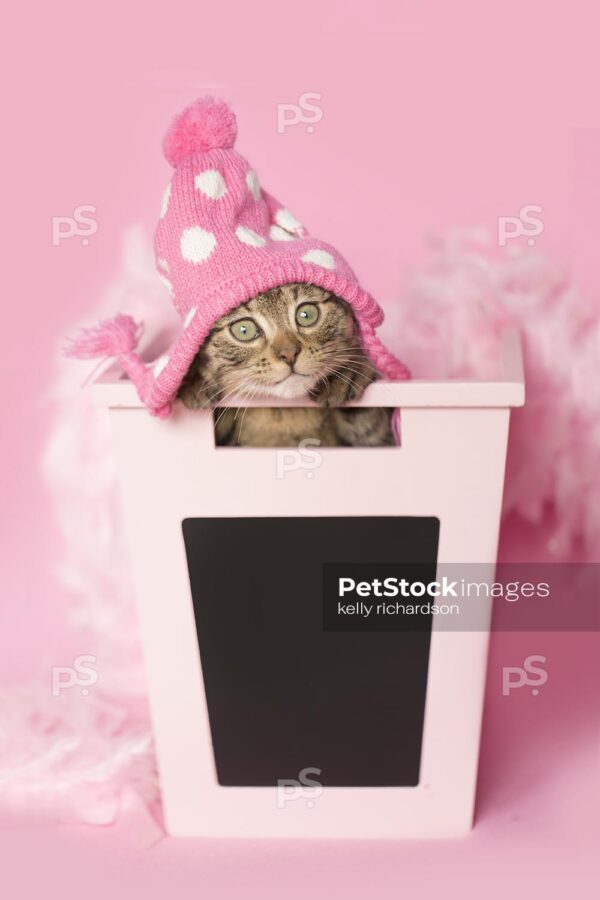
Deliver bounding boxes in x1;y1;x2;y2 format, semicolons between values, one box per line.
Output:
67;97;409;417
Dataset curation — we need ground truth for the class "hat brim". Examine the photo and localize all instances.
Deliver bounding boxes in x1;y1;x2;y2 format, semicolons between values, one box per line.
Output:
142;259;404;416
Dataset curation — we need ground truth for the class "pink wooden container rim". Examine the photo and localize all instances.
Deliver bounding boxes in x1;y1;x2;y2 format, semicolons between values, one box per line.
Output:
92;329;525;410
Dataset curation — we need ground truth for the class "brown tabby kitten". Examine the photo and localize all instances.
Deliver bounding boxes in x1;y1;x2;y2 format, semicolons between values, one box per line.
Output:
177;283;394;447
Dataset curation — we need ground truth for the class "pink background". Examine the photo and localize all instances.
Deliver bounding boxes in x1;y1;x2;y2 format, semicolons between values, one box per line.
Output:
2;0;599;895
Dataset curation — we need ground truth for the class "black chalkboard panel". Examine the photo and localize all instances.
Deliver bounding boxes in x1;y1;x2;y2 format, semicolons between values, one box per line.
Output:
182;516;439;787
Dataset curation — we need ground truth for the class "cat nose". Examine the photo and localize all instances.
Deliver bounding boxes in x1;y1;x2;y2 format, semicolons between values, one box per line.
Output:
277;341;301;366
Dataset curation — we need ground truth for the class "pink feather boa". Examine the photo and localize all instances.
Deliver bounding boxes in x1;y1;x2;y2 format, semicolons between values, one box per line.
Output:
387;229;600;559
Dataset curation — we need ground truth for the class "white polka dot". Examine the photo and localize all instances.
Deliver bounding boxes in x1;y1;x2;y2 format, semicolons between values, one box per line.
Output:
153;355;169;378
269;225;294;241
195;169;227;200
246;170;261;200
160;183;171;218
275;208;302;232
235;225;266;248
184;306;197;328
302;249;335;270
180;226;217;263
157;258;169;272
157;273;173;296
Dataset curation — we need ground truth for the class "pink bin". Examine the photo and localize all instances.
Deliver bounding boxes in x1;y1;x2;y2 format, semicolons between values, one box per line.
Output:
93;330;525;839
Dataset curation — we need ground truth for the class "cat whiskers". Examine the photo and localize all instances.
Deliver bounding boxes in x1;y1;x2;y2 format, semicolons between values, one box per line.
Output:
236;385;260;444
203;377;248;406
323;357;374;379
212;375;259;429
312;359;371;399
315;350;374;379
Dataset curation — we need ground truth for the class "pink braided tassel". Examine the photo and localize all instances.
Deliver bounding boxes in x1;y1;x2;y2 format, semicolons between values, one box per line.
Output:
64;314;143;360
360;324;411;380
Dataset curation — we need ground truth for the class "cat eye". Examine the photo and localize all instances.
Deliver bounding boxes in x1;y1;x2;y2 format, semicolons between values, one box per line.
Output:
229;318;260;342
295;303;320;327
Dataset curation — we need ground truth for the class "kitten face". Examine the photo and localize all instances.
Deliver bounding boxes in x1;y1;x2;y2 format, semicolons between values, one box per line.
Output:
178;283;377;408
